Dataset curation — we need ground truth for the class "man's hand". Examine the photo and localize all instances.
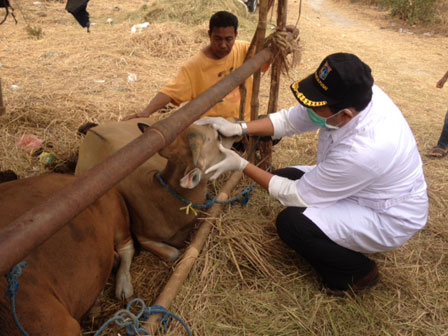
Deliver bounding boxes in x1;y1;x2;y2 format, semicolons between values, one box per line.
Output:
194;117;243;137
121;112;147;121
205;144;248;180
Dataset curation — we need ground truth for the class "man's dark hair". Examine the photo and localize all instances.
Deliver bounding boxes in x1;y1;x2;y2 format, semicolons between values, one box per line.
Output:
209;11;238;33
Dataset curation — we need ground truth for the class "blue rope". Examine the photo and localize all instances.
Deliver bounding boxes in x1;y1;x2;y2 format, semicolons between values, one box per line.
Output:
94;298;192;336
156;172;255;210
5;261;29;336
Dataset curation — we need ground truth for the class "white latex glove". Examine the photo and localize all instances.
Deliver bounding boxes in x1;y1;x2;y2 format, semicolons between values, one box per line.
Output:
205;144;248;180
194;117;243;137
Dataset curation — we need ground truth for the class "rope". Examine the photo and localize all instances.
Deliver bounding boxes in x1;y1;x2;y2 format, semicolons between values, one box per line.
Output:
156;172;255;215
264;28;301;77
5;261;29;336
94;298;192;336
295;0;303;27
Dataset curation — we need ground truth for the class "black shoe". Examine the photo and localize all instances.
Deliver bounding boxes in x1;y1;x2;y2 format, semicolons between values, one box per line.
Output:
325;264;380;297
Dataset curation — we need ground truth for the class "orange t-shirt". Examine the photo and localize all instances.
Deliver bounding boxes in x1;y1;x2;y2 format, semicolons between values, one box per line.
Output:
160;41;253;121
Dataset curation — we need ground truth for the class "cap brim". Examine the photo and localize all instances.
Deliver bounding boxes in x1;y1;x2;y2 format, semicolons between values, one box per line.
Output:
290;74;337;108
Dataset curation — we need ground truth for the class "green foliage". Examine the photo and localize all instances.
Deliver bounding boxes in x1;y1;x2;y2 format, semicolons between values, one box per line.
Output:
355;0;442;25
381;0;437;24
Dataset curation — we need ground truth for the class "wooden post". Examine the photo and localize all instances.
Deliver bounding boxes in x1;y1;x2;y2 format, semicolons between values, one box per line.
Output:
248;0;272;161
0;79;5;116
259;0;288;171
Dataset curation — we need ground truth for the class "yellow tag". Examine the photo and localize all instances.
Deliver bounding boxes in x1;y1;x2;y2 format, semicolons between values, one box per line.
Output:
179;203;198;216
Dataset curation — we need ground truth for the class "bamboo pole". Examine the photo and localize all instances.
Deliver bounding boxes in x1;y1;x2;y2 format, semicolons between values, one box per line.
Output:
0;49;273;276
144;171;244;333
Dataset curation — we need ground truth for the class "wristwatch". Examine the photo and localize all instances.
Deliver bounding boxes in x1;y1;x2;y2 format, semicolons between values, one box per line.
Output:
239;121;248;136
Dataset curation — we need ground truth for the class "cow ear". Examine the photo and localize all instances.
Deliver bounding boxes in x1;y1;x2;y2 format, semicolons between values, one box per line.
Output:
137;123;150;133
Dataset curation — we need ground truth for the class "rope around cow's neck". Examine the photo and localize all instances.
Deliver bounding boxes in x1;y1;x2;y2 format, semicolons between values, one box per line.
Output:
156;172;255;216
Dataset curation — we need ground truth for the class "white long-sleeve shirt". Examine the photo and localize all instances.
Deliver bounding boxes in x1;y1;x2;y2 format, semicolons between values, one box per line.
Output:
267;85;428;253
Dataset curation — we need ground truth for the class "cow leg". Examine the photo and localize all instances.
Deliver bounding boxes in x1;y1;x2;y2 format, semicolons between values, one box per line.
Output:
138;238;181;261
166;225;194;248
19;297;82;336
115;239;134;301
87;291;104;321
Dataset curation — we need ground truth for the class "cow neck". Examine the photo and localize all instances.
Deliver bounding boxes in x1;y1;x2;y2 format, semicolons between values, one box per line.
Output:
159;161;187;193
159;161;207;202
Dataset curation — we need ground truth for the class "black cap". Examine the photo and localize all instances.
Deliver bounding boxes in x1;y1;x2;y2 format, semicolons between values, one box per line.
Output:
290;53;374;108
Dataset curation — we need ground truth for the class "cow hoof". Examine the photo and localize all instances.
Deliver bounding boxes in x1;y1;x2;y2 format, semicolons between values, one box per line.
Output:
164;248;181;262
115;276;133;300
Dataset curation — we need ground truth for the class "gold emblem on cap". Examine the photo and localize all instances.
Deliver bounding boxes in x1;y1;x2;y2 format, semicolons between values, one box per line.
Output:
291;81;327;107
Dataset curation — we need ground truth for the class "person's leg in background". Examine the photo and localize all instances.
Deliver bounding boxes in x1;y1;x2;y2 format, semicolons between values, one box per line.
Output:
428;110;448;158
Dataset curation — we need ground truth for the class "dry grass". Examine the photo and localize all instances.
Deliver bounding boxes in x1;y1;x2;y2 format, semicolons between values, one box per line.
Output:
1;0;447;335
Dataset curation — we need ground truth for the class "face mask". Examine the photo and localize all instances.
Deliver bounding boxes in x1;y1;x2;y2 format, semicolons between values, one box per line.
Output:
307;108;344;130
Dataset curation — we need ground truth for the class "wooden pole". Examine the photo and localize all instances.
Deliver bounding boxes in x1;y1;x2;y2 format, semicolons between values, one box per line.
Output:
144;171;244;333
259;0;288;171
0;78;5;116
248;0;271;161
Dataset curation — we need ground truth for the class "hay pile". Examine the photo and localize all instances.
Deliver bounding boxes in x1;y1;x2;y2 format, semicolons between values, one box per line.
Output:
1;0;447;335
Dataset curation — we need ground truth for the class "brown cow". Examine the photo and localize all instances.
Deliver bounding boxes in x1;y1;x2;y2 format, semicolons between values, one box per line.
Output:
0;173;134;335
75;117;239;261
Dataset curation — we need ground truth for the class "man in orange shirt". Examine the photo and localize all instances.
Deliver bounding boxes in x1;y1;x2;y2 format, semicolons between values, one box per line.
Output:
124;11;302;122
124;11;254;121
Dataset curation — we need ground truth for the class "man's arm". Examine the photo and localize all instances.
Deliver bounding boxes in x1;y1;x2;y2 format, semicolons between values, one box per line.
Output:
122;92;173;120
205;147;309;208
245;116;275;136
437;70;448;88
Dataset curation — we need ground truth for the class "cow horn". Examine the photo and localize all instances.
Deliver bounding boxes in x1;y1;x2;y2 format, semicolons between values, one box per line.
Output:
187;131;204;167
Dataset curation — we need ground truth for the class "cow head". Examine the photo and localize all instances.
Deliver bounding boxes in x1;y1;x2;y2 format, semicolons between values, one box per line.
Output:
138;123;240;189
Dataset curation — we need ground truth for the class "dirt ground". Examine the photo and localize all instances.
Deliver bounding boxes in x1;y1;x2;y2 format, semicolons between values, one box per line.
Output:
0;0;447;335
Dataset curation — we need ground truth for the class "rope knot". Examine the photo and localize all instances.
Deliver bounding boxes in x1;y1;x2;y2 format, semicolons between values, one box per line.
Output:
264;28;301;76
94;299;192;336
4;261;30;336
5;261;28;298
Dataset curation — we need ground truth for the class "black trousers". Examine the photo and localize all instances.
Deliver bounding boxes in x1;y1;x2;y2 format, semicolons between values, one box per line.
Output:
273;167;375;290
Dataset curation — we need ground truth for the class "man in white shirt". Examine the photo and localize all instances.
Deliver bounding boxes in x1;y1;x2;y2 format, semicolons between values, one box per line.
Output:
196;53;428;296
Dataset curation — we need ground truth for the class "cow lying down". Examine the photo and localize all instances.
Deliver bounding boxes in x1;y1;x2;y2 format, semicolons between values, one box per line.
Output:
75;117;239;261
0;173;134;336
